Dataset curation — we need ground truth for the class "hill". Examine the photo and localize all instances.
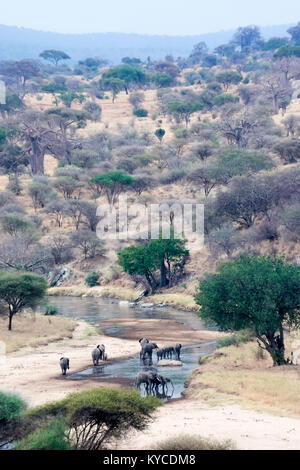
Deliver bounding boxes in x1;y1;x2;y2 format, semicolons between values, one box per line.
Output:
0;23;295;63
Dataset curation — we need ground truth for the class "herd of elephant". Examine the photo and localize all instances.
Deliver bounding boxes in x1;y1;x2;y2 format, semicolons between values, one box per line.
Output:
136;338;183;397
59;339;183;399
139;338;182;362
59;344;107;375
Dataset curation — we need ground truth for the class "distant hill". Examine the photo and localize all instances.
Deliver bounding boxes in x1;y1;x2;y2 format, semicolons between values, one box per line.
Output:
0;23;295;64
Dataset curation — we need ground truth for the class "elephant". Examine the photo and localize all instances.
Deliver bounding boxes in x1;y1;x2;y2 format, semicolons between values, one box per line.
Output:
141;342;159;361
156;348;164;361
139;338;149;358
157;374;174;395
60;357;70;375
174;343;182;360
164;346;175;359
92;345;106;366
135;370;162;394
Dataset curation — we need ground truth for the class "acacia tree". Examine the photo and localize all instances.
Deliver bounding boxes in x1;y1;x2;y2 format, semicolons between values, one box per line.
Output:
195;254;300;365
101;65;147;94
39;50;70;67
90;171;135;206
100;77;124;102
167;101;204;127
215;71;242;91
0;271;47;330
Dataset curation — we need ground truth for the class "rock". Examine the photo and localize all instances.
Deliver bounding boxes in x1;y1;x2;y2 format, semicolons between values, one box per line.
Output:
135;290;148;302
48;267;70;287
119;300;129;307
157;360;183;367
140;302;154;308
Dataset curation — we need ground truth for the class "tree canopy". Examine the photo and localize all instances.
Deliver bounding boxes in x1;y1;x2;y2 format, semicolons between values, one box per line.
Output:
0;270;47;330
195;255;300;365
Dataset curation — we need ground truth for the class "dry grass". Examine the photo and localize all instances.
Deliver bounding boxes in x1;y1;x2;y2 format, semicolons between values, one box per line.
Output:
187;338;300;417
47;285;140;301
0;311;77;353
48;286;199;311
147;293;199;311
155;434;236;450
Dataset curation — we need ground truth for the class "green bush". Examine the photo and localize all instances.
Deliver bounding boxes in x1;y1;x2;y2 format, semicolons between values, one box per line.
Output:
156;434;236;450
85;272;100;287
25;388;160;450
0;391;27;424
216;330;254;349
133;108;148;117
16;418;70;450
44;304;59;316
213;93;239;106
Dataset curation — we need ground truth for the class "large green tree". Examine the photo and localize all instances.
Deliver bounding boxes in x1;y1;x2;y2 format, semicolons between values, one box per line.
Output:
101;65;147;94
118;237;189;292
0;271;47;330
195;255;300;365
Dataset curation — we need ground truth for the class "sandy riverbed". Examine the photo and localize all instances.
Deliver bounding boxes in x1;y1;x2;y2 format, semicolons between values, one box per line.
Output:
117;399;300;450
0;317;220;407
2;318;300;450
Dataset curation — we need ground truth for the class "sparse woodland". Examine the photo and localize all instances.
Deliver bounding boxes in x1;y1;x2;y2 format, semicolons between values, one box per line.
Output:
0;23;300;306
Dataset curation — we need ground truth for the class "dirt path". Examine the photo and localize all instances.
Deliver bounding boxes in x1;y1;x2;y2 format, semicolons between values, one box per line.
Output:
117;399;300;450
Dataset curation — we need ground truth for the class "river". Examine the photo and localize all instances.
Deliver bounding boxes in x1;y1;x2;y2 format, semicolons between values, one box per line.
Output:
46;296;216;399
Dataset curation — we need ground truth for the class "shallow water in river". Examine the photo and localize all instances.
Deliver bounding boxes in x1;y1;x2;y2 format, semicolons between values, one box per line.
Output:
46;296;216;399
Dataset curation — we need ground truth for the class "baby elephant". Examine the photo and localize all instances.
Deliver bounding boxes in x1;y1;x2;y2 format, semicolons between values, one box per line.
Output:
60;357;70;375
156;348;164;361
135;370;161;393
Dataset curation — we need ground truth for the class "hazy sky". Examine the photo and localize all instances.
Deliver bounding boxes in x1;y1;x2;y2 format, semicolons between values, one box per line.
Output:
1;0;299;35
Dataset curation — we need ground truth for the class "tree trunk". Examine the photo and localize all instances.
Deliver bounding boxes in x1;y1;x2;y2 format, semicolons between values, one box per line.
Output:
30;141;45;175
256;329;285;366
8;308;14;331
160;261;168;287
273;95;279;114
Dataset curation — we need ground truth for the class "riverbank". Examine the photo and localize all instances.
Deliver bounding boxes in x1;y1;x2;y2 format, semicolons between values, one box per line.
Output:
0;320;140;407
0;307;221;407
117;398;300;450
0;312;77;353
48;286;199;311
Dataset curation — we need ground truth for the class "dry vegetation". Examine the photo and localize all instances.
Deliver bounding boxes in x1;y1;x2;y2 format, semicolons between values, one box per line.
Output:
0;311;76;353
187;337;300;417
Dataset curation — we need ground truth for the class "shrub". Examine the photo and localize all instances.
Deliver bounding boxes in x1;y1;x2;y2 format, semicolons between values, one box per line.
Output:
216;330;254;349
44;305;59;316
16;418;70;450
213;93;239;106
85;272;100;287
0;391;27;424
156;434;235;450
133;108;148;118
24;388;160;450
